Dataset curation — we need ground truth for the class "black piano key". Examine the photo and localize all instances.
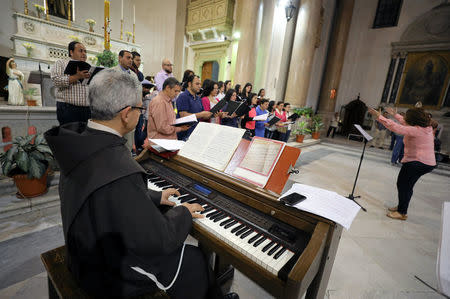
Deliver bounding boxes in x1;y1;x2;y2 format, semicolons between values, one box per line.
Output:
240;229;254;239
213;214;227;223
262;241;275;253
231;224;244;233
248;233;261;244
180;196;195;203
188;199;203;205
151;179;165;183
148;177;161;182
206;210;221;218
268;243;281;256
224;220;238;229
201;206;214;214
220;218;234;226
235;227;249;237
273;247;287;260
161;185;173;190
210;212;224;221
253;236;267;247
155;182;169;187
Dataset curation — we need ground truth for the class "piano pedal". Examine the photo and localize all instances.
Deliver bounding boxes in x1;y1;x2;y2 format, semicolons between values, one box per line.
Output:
216;265;235;287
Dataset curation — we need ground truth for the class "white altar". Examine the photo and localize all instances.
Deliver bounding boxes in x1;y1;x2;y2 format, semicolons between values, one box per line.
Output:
10;12;142;106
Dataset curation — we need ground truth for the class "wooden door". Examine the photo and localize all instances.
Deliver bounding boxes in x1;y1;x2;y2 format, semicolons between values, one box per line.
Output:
201;61;213;83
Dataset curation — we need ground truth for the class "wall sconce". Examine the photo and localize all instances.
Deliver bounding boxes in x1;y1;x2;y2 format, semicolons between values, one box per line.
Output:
285;1;296;21
233;31;241;40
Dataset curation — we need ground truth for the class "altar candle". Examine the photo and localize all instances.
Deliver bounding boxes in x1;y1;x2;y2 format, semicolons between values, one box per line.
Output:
104;0;110;50
133;5;135;24
121;0;123;20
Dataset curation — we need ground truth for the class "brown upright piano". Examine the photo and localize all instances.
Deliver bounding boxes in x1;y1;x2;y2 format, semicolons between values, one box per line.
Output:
138;149;342;299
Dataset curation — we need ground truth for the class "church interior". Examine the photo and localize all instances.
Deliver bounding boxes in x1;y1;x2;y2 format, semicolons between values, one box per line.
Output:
0;0;449;298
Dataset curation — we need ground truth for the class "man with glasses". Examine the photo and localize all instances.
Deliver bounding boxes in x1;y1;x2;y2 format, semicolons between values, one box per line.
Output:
154;58;174;91
51;41;90;125
45;68;227;299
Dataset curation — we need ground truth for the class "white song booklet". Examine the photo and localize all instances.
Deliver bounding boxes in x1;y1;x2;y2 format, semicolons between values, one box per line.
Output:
178;122;245;171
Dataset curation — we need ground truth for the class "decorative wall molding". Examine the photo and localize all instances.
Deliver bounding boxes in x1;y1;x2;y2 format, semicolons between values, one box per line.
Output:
186;0;235;42
191;41;231;81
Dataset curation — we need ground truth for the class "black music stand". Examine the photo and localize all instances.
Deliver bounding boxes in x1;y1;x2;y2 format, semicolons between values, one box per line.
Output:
347;124;371;212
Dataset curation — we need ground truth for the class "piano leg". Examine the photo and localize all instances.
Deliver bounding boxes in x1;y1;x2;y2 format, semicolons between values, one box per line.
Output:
305;224;343;299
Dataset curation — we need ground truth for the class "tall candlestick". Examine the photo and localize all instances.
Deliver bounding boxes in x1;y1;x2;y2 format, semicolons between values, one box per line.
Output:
133;23;135;43
24;0;29;15
67;0;72;27
104;0;110;50
121;0;123;20
133;5;135;24
45;0;49;21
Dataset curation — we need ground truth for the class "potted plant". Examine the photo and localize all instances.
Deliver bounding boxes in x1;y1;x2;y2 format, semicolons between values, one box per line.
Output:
292;117;311;143
96;50;118;67
0;134;54;198
311;115;323;139
85;19;96;32
23;88;37;106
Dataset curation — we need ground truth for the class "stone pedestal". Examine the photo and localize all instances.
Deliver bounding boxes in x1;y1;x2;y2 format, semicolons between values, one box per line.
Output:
284;0;323;107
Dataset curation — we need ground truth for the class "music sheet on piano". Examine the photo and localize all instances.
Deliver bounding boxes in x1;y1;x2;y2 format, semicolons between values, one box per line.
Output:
178;122;245;171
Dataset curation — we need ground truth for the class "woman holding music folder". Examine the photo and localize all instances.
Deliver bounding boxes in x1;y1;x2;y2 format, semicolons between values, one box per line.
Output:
368;107;436;221
255;99;270;137
220;89;240;127
243;93;258;137
200;80;219;123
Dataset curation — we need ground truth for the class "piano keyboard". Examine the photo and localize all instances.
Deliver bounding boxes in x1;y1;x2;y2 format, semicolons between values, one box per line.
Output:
146;170;307;279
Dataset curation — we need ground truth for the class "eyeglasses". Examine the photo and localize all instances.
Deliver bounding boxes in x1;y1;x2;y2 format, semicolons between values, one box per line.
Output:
116;106;145;113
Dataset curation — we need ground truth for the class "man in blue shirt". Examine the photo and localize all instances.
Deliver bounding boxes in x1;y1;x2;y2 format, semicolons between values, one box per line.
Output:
176;75;212;140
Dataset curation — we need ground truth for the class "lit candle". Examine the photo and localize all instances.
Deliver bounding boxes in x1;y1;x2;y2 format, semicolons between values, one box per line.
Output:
104;0;110;50
121;0;123;20
133;5;135;24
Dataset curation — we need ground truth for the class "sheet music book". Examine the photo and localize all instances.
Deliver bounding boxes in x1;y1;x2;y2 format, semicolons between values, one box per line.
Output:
235;103;250;117
253;113;269;121
178;122;245;171
82;66;105;85
149;139;185;152
223;101;242;115
267;116;281;126
278;183;361;230
232;137;285;187
171;114;198;127
209;99;227;115
287;113;299;121
437;202;450;297
354;124;373;141
64;60;91;76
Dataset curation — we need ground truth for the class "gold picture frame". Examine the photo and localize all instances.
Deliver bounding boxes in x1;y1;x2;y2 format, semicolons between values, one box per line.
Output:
396;51;450;110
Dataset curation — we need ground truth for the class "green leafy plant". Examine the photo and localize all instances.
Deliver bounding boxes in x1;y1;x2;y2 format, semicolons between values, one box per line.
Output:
0;134;54;179
292;118;311;136
23;88;37;97
96;50;118;67
293;107;313;117
311;115;323;132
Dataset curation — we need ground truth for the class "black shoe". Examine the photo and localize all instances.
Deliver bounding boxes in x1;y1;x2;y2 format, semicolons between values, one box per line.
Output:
224;293;239;299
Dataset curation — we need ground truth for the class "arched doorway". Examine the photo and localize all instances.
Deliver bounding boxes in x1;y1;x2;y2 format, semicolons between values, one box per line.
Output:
201;61;219;82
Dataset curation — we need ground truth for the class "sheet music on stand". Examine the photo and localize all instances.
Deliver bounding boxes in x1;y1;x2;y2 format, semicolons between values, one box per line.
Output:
354;124;373;141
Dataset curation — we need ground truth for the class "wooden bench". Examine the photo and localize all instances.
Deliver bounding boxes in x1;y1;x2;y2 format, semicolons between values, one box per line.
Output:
41;246;168;298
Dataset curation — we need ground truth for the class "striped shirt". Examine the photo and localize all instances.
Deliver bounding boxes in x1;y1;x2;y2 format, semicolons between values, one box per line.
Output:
51;59;89;106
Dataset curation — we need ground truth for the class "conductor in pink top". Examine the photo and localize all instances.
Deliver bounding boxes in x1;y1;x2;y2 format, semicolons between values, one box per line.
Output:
368;107;436;221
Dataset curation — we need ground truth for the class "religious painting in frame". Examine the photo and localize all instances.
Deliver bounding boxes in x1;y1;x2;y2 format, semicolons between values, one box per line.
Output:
396;51;450;110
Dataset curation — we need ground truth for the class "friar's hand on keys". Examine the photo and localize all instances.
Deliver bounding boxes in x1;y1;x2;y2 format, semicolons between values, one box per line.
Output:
181;203;205;218
160;188;180;206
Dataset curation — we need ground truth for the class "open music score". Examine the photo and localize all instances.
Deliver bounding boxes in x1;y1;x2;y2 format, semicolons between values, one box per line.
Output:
233;137;286;187
178;122;245;171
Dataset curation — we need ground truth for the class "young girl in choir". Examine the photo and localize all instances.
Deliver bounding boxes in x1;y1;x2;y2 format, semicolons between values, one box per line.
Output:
255;99;270;137
220;89;239;127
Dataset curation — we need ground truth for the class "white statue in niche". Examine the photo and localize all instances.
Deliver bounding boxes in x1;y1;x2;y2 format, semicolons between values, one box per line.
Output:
6;58;25;105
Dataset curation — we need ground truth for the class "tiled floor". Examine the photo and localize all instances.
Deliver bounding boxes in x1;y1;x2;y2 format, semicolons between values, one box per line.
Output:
0;142;448;299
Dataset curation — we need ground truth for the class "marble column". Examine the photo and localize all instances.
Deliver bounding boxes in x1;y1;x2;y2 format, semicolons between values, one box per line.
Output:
317;0;355;113
233;0;260;85
284;0;323;107
275;0;300;101
254;0;275;91
173;0;188;80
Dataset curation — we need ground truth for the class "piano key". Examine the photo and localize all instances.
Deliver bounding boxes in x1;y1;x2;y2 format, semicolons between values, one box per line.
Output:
210;212;224;221
253;236;267;247
262;241;275;253
220;218;234;226
231;224;245;234
201;207;214;214
213;214;227;223
248;233;261;244
206;210;221;218
224;220;238;229
235;226;249;237
273;247;287;260
240;229;254;239
268;243;281;256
